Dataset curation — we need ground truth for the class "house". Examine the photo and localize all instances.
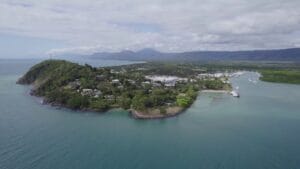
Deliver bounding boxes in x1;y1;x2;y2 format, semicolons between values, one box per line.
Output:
221;78;230;84
110;69;122;74
81;89;93;96
197;73;228;79
178;93;187;97
104;95;115;101
67;79;81;89
117;85;124;89
127;79;136;84
189;79;197;82
93;89;102;98
137;68;147;71
164;81;176;87
145;75;187;87
120;68;127;73
152;82;161;87
111;79;120;84
142;81;151;85
96;75;105;81
81;89;102;98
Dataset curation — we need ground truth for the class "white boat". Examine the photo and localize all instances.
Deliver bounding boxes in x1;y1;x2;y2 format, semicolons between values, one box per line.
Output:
248;78;257;84
230;90;240;97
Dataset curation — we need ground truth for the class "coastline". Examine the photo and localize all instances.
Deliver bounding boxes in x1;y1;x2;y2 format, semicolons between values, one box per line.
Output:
28;88;231;120
17;59;234;120
30;89;186;119
200;90;229;93
130;106;185;119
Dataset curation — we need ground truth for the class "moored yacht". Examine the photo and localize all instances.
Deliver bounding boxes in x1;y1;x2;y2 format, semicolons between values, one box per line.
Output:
230;90;240;97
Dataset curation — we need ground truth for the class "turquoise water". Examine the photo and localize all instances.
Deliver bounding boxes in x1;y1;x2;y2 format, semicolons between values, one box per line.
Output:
1;60;300;169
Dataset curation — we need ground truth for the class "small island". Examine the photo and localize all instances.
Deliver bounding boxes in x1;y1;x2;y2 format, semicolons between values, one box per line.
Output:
17;60;232;119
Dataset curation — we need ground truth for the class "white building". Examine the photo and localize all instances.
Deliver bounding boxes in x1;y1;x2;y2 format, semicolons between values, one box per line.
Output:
197;73;230;79
145;75;188;87
111;79;120;84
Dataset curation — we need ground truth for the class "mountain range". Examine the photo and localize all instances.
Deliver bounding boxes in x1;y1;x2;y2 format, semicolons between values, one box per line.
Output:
90;48;300;62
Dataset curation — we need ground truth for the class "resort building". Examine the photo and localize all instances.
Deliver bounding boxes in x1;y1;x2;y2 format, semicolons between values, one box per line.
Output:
145;75;188;87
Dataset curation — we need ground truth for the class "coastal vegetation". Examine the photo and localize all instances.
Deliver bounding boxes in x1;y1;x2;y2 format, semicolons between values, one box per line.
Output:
17;60;231;118
260;70;300;84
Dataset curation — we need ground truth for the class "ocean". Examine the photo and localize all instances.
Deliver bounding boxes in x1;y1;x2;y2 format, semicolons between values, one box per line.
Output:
1;59;300;169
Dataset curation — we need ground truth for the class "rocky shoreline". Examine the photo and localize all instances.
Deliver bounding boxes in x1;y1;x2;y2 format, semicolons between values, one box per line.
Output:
130;107;185;119
27;86;236;119
29;89;186;119
29;87;236;119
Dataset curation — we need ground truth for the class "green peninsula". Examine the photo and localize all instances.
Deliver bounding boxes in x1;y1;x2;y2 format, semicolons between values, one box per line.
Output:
17;60;231;119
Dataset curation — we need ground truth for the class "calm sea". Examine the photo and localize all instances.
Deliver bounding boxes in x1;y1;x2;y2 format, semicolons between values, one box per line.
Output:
1;59;300;169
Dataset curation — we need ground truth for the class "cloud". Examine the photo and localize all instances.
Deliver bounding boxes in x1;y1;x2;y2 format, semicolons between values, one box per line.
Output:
1;0;300;56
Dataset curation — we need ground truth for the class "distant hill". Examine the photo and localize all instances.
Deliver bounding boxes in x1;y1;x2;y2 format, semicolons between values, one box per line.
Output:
90;48;300;62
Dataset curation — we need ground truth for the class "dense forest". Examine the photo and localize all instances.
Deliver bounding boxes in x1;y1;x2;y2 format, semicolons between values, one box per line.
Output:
260;70;300;84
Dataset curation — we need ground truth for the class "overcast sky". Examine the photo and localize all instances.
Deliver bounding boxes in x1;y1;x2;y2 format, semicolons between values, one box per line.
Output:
1;0;300;58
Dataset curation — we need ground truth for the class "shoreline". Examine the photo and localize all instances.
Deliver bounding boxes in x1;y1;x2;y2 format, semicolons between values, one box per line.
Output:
200;90;229;93
17;59;234;120
29;89;187;120
28;88;233;120
25;84;232;120
130;107;185;119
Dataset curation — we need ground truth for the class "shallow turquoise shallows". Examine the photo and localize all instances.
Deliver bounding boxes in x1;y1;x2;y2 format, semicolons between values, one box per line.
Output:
1;59;300;169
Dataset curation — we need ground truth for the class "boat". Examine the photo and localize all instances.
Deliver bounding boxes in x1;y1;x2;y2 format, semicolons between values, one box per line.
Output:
248;78;257;84
230;90;240;97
